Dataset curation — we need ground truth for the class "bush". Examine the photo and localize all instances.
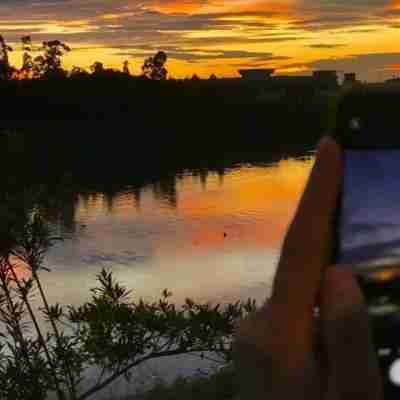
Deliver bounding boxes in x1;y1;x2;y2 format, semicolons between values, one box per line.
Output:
0;193;257;400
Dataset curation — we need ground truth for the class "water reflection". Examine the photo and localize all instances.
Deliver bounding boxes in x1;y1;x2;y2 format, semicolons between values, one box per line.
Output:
0;156;317;309
22;156;314;310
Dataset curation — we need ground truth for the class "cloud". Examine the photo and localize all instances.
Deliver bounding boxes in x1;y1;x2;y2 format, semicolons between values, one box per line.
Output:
115;46;291;63
282;52;400;82
307;43;346;48
0;1;396;43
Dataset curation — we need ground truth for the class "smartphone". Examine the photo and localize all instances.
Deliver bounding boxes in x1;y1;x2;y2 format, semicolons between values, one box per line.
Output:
334;87;400;277
333;86;400;393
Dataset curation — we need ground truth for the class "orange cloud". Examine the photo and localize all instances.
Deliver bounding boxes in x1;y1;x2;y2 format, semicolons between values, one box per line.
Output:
390;0;400;10
221;0;294;14
148;0;207;14
150;0;295;15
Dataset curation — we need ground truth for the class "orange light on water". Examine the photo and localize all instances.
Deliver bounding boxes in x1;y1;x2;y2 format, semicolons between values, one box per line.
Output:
7;257;32;282
166;158;313;254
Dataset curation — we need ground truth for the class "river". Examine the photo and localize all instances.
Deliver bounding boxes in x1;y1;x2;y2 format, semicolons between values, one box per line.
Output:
10;153;315;398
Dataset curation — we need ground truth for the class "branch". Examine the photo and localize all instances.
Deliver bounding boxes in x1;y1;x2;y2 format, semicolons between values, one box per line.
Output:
157;335;176;352
6;259;66;400
78;347;212;400
95;366;106;387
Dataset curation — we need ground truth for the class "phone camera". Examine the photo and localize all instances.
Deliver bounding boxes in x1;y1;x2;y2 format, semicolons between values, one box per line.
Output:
349;117;361;132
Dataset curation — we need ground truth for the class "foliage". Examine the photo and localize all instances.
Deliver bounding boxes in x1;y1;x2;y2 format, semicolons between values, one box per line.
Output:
123;60;130;75
33;40;71;78
0;195;257;400
20;36;33;79
142;51;168;80
90;61;104;75
0;33;171;81
70;66;90;79
0;35;13;80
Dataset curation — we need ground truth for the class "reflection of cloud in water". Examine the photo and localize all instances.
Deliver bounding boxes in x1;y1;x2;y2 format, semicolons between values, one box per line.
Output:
81;251;147;266
111;248;278;307
41;248;278;309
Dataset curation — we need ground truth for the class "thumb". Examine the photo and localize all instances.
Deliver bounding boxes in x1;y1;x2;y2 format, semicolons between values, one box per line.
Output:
320;266;383;400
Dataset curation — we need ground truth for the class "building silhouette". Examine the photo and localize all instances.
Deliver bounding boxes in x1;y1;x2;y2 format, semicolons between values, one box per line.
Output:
237;68;339;91
238;69;275;80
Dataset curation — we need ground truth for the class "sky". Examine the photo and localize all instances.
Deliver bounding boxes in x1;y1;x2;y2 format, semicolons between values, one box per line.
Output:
3;0;400;80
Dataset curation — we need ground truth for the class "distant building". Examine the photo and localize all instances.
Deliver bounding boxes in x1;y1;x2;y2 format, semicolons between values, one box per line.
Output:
385;76;400;85
182;68;340;105
238;69;275;80
237;68;338;89
344;73;356;84
312;70;339;89
342;72;362;89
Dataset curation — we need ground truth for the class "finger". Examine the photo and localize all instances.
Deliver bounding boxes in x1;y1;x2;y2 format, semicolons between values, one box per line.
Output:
321;267;383;400
269;136;342;347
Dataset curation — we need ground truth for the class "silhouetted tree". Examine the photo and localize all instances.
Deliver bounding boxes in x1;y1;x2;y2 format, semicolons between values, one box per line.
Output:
142;51;168;80
90;61;104;75
191;73;200;80
20;36;33;79
69;66;89;79
90;62;128;79
33;40;70;78
0;35;13;80
209;73;217;80
122;60;130;75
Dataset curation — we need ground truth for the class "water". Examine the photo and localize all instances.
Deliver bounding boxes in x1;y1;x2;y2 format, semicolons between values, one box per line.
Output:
13;156;315;398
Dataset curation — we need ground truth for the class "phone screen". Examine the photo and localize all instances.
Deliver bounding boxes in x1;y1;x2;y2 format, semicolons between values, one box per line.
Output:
339;150;400;275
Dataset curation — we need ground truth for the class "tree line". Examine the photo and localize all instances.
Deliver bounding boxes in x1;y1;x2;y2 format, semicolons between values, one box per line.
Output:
0;35;168;80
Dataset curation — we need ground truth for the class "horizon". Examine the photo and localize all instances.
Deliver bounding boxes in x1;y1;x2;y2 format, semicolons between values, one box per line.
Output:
2;1;400;82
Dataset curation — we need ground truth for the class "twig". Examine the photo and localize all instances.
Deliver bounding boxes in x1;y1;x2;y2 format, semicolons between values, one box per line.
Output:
33;268;77;399
7;258;66;400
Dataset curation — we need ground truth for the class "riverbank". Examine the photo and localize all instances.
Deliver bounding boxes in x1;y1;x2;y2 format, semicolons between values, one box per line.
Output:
1;76;340;187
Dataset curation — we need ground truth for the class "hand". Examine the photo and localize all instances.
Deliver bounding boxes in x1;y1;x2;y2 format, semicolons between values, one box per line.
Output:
233;137;383;400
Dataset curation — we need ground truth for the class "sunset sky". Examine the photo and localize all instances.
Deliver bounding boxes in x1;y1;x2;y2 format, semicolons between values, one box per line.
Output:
3;0;400;81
